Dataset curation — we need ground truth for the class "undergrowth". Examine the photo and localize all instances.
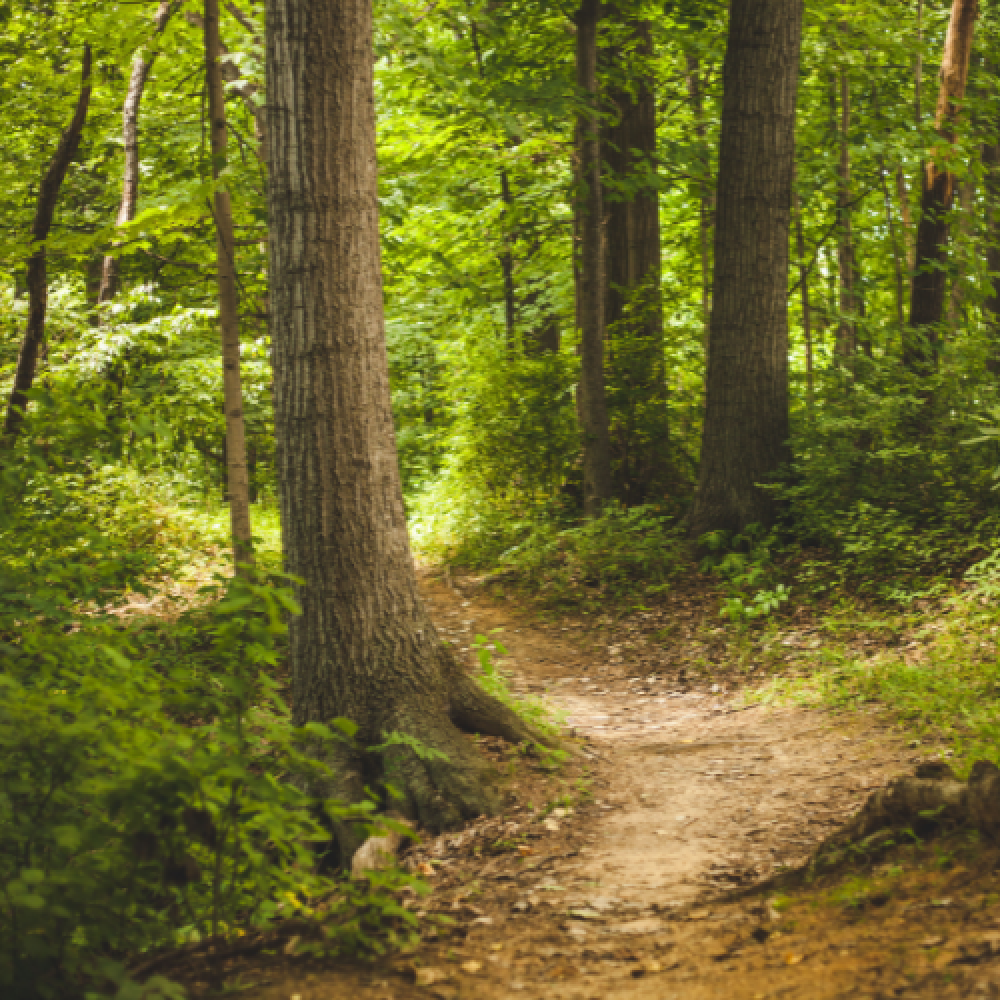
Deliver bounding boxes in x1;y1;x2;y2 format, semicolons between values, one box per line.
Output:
0;405;426;1000
749;573;1000;775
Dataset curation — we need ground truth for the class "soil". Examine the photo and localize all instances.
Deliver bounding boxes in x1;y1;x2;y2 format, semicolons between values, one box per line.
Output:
179;574;1000;1000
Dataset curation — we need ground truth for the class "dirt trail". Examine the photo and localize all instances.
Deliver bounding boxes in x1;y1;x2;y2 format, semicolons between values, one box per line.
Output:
239;578;1000;1000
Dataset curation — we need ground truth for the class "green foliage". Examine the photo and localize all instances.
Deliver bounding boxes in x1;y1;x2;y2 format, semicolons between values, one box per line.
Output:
470;634;565;751
699;524;791;623
409;349;579;565
489;504;686;606
753;590;1000;775
0;563;423;999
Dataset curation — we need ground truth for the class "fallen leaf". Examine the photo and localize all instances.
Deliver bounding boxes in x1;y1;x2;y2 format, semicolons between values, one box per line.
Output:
610;917;664;935
517;846;534;856
921;936;945;948
460;960;482;974
784;953;804;966
630;959;664;978
416;967;450;986
416;862;436;877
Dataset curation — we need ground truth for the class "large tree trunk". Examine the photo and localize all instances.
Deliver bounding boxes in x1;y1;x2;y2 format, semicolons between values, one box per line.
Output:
98;2;175;307
266;0;544;859
574;0;613;517
603;6;669;505
688;0;801;539
205;0;254;570
904;0;978;376
3;46;92;445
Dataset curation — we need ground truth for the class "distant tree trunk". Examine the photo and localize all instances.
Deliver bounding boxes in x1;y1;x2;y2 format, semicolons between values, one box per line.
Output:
187;6;267;160
685;54;714;342
896;167;915;272
266;0;544;859
468;18;516;348
793;187;814;410
947;177;973;329
688;0;801;539
982;62;1000;372
574;0;613;516
833;69;866;359
904;0;978;376
204;0;254;571
98;2;175;307
3;46;92;445
871;77;907;331
603;6;670;504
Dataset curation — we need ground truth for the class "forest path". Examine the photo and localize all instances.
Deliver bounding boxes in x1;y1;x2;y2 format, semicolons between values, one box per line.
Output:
422;575;909;913
246;576;955;1000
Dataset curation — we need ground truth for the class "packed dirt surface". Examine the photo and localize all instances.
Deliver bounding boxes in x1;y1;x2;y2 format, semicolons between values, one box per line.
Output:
213;576;1000;1000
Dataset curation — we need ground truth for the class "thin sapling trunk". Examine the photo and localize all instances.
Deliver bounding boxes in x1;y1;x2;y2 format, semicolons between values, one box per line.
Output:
204;0;254;570
3;46;93;445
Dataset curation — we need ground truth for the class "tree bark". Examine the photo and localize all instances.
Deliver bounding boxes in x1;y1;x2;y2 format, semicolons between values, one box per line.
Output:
3;46;92;445
904;0;978;376
205;0;254;571
688;0;801;539
603;6;669;505
266;0;545;857
574;0;613;517
98;2;175;307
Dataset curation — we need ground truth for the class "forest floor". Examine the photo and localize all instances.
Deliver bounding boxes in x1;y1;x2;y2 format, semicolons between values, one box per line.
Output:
195;572;1000;1000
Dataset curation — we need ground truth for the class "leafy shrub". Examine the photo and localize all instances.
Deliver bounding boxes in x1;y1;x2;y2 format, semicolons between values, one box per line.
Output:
496;504;685;604
0;575;420;1000
409;350;580;565
698;524;790;623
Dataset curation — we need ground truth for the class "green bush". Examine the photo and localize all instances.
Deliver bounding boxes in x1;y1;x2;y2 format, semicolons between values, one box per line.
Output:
496;504;685;604
0;575;420;1000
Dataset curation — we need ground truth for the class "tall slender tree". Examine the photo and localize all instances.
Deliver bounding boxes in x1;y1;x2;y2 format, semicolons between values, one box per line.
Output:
3;46;92;444
205;0;254;570
574;0;613;516
685;53;714;342
904;0;978;376
602;2;670;504
688;0;802;538
97;2;175;307
266;0;544;860
982;60;1000;370
834;68;865;359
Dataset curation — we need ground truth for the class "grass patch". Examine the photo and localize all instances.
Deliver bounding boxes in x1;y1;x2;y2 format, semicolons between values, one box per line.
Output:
748;592;1000;775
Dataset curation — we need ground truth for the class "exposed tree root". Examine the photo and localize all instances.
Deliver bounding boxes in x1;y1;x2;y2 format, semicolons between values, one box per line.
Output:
315;651;559;869
743;760;1000;895
813;760;1000;864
